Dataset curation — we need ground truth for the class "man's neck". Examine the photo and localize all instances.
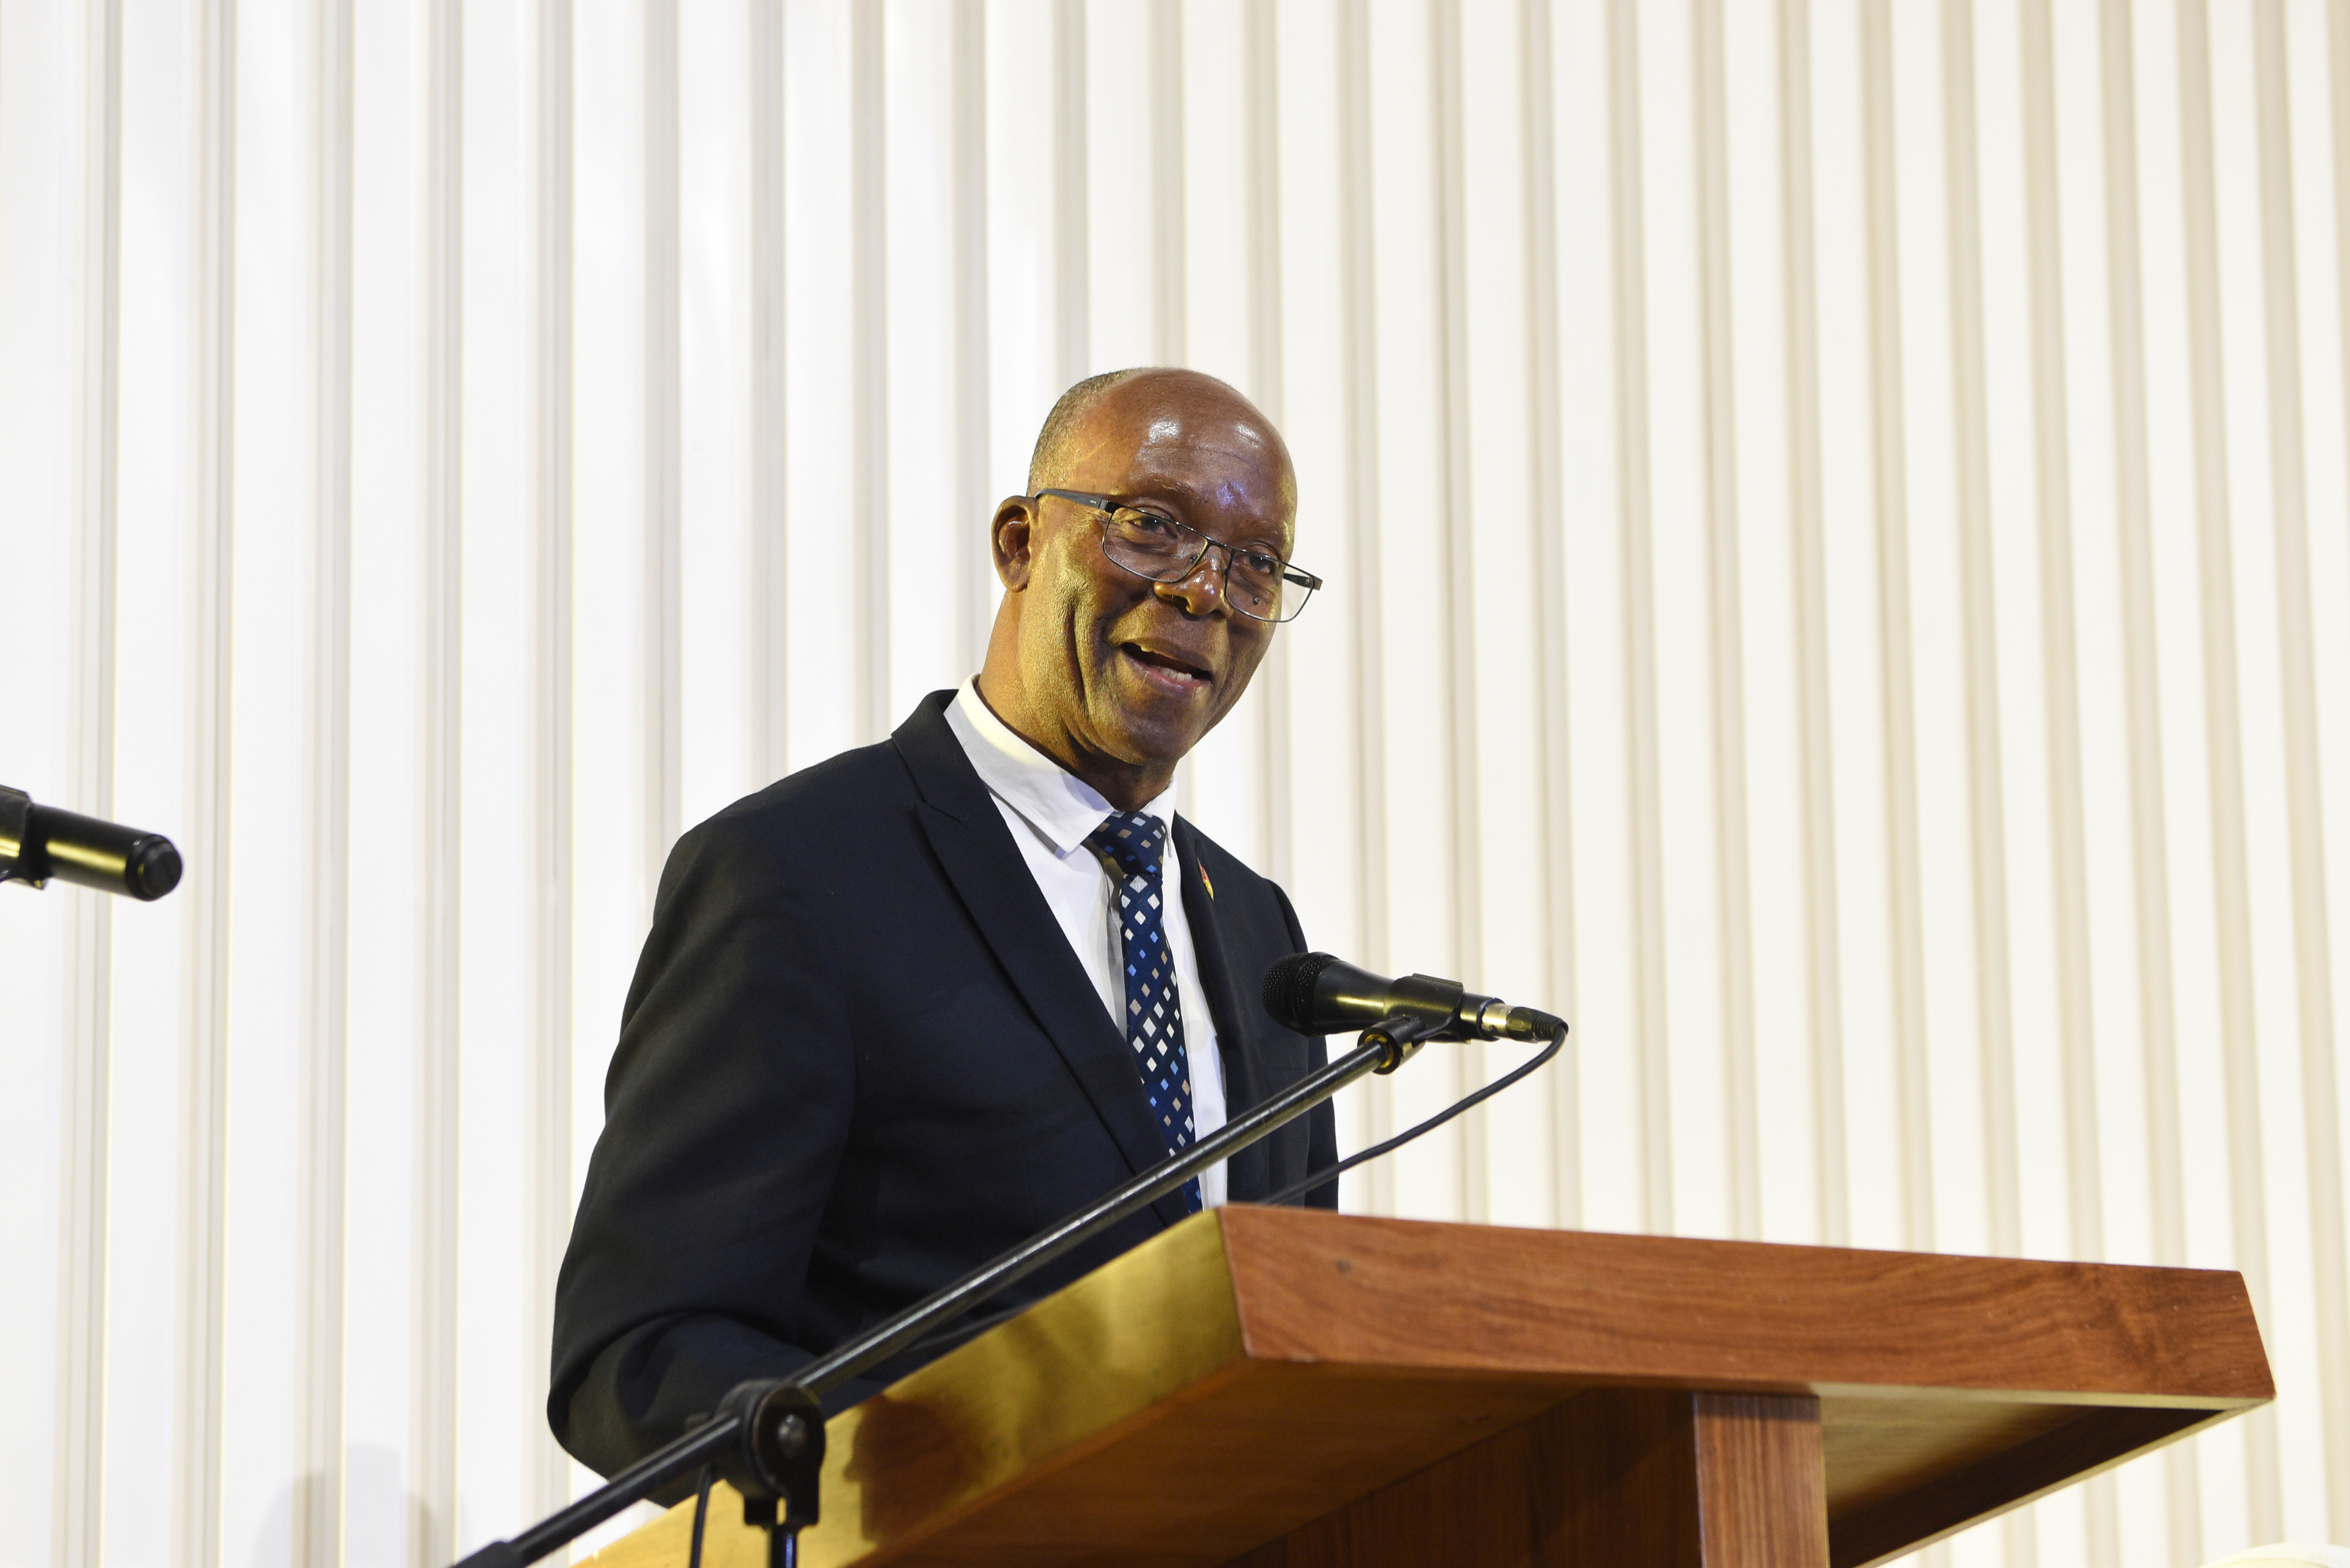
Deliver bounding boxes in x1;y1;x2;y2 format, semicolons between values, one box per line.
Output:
971;672;1172;813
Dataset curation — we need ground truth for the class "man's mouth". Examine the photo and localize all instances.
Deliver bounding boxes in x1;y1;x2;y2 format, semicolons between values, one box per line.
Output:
1120;642;1213;688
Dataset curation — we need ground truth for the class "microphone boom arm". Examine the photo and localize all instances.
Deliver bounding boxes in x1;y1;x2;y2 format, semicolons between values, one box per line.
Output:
455;1014;1436;1568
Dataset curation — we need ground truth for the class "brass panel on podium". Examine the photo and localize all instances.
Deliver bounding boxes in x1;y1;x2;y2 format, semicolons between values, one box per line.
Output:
582;1207;2270;1568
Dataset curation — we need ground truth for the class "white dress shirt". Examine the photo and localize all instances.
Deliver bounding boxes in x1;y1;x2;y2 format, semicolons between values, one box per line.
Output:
943;678;1230;1207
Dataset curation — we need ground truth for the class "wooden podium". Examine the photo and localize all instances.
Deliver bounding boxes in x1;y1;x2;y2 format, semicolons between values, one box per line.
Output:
584;1207;2270;1567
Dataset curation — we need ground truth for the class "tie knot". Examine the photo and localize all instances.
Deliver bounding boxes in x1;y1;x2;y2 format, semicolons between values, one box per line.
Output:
1085;811;1167;876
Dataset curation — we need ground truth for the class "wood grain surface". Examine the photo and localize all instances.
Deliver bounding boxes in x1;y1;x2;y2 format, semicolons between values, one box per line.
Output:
1692;1394;1830;1565
1229;1390;1827;1568
1217;1207;2272;1403
576;1208;2269;1568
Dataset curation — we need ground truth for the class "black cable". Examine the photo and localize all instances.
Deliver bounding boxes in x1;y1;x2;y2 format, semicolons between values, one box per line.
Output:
685;1462;715;1568
902;1023;1569;1350
1259;1022;1569;1209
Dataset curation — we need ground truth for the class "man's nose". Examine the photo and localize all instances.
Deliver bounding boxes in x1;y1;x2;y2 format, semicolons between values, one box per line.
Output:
1155;543;1232;617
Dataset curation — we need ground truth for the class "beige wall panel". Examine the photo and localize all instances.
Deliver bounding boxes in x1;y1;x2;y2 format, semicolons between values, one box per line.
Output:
2;2;2344;1561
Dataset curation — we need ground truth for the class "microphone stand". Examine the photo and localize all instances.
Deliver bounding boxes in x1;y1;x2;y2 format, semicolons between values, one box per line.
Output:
453;1014;1438;1568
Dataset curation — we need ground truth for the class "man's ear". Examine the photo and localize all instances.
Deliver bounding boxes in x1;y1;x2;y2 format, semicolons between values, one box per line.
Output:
991;497;1038;589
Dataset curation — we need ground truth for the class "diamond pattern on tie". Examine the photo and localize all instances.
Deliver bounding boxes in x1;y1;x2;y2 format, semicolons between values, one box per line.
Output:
1084;810;1203;1215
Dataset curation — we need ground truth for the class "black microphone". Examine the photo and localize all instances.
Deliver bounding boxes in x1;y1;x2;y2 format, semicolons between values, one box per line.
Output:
1;786;182;901
1261;952;1563;1044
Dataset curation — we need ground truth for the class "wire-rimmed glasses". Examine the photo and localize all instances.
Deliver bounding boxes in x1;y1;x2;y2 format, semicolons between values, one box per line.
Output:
1030;489;1321;624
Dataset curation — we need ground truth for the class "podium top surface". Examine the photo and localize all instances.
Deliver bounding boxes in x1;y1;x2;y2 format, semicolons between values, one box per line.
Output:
590;1207;2270;1568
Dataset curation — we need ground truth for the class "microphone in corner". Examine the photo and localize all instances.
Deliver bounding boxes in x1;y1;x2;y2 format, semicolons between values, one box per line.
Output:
1;786;182;901
1261;952;1563;1044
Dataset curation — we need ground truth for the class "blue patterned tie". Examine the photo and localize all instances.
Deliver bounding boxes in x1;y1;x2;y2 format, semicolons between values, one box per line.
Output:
1084;811;1203;1215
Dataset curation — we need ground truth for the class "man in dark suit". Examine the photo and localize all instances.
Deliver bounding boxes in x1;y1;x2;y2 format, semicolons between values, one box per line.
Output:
550;367;1337;1479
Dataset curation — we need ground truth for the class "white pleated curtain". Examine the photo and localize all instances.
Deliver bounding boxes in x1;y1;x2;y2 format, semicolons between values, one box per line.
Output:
2;0;2347;1563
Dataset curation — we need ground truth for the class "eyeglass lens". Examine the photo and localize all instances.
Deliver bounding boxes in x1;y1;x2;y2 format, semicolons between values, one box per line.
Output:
1100;509;1301;621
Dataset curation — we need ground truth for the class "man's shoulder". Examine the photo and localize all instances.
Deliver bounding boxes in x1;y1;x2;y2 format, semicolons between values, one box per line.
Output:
689;735;921;854
646;733;944;929
672;693;972;867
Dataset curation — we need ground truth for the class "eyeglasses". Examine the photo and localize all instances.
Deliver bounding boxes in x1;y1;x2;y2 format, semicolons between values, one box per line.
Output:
1030;489;1322;624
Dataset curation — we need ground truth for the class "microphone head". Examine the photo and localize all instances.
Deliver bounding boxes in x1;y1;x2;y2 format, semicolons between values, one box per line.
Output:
129;836;182;900
1262;951;1344;1033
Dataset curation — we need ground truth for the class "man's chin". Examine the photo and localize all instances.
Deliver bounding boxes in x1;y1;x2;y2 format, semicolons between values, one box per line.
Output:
1088;709;1214;787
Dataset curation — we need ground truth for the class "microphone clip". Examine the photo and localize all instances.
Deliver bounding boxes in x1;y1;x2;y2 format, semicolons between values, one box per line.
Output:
1378;973;1481;1044
1364;1012;1441;1074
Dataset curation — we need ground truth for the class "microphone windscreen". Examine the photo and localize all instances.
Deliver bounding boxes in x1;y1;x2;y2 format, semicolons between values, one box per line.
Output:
1262;951;1341;1033
131;837;183;900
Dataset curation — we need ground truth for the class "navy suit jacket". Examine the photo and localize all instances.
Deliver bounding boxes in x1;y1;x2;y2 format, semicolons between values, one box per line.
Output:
549;690;1337;1479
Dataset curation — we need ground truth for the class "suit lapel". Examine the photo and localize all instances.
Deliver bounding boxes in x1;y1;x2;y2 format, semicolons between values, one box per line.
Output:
1172;816;1273;1203
893;694;1191;1231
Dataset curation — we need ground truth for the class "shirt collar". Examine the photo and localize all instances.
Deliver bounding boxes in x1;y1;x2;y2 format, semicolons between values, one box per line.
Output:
946;677;1176;858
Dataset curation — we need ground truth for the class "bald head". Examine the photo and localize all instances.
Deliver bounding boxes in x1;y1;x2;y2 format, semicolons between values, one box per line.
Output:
1025;367;1294;514
981;367;1300;811
1027;368;1141;493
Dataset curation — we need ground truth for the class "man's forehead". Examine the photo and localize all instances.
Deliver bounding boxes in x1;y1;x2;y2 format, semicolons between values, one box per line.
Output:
1063;381;1295;508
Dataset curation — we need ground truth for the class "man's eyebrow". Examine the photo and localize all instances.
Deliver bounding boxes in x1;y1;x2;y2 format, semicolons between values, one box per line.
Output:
1118;479;1286;528
1118;491;1290;547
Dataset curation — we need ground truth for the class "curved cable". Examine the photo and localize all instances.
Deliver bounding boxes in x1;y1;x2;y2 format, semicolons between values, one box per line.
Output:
1259;1022;1569;1209
685;1462;715;1568
896;1022;1567;1359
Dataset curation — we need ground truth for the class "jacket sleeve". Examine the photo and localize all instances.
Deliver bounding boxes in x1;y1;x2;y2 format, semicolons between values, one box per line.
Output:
549;811;860;1479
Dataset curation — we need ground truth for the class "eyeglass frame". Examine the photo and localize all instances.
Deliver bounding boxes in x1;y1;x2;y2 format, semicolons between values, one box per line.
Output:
1027;488;1323;624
